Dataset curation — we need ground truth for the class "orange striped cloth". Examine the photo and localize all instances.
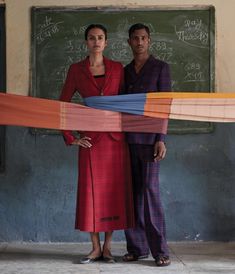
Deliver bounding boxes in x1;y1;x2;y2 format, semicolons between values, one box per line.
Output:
1;92;235;133
0;92;168;133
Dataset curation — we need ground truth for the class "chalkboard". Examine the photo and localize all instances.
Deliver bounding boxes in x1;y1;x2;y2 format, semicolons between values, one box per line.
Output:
0;6;6;173
31;6;215;134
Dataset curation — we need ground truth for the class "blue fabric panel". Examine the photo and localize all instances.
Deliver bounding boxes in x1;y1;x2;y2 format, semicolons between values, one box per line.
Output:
84;93;146;115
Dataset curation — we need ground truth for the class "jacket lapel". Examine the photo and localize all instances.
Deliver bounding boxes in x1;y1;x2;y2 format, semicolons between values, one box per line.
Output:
81;57;99;90
102;57;113;95
137;55;153;78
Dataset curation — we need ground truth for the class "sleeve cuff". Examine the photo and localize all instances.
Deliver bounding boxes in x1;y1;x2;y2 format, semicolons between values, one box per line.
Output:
62;130;76;145
155;133;166;143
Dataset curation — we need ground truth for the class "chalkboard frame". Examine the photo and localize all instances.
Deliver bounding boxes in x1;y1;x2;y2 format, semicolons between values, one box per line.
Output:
30;6;215;135
0;5;6;173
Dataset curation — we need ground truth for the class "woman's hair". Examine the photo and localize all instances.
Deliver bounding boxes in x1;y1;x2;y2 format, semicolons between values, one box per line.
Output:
85;24;108;40
128;23;150;38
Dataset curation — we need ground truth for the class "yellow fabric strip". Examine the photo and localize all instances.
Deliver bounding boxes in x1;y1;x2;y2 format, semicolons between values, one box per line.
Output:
147;92;235;99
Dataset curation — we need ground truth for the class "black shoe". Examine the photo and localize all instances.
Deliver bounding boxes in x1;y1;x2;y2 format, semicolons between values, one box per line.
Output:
80;255;103;264
122;253;149;262
103;255;116;263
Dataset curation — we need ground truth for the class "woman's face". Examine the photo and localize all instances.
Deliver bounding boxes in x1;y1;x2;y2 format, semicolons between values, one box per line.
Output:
86;28;107;54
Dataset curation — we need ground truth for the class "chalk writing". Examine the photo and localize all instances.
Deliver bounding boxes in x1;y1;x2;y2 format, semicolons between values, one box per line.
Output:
150;41;174;64
150;41;167;51
143;23;156;34
175;18;209;48
51;65;68;83
32;10;213;108
79;24;90;34
116;18;130;35
110;40;127;50
35;16;63;45
184;71;204;82
171;80;178;90
184;62;201;71
183;62;205;82
108;39;131;61
110;48;131;61
185;19;202;30
176;29;208;45
65;40;87;54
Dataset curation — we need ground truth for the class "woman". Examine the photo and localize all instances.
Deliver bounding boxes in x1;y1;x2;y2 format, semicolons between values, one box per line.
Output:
60;24;134;263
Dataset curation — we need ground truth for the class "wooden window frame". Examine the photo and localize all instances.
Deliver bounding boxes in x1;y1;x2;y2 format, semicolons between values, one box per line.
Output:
0;5;6;173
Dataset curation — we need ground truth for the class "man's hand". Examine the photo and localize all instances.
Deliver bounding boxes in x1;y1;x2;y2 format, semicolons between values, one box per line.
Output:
154;141;166;162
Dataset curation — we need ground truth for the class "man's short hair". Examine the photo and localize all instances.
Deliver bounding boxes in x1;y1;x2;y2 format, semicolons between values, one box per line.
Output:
128;23;150;38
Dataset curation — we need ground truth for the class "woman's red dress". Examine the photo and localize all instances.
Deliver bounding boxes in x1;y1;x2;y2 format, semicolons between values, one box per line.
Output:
60;57;134;232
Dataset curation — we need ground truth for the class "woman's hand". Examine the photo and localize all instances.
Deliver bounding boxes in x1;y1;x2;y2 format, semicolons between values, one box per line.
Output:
72;137;92;148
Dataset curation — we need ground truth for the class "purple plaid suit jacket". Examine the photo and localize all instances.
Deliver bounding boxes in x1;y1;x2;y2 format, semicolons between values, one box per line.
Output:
124;55;171;145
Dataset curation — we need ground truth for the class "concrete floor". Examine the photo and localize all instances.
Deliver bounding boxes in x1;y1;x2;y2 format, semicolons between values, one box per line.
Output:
0;242;234;274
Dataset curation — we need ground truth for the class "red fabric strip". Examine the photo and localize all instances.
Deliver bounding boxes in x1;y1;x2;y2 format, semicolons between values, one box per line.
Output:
0;93;60;129
0;93;167;133
122;114;168;134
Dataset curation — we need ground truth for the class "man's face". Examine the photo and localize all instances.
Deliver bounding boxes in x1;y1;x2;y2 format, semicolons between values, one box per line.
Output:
128;28;150;55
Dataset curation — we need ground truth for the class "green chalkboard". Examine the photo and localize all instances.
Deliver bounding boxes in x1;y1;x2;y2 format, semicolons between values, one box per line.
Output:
31;6;215;134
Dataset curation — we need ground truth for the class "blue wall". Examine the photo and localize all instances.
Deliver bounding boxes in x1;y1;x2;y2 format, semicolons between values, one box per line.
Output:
0;124;234;242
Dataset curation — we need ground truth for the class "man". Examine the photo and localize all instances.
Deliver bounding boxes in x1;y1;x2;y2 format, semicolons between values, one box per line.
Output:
123;23;171;267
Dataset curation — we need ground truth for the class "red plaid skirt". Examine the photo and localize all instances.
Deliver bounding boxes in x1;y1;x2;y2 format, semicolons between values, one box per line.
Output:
75;132;134;232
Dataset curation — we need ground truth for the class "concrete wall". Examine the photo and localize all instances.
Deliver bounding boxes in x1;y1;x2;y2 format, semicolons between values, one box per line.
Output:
0;0;235;242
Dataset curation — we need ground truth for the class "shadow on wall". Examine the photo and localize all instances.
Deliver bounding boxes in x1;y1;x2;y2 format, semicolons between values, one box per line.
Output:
162;123;235;241
0;124;235;242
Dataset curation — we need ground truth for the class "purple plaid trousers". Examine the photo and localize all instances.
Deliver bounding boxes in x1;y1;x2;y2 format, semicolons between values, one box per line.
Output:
125;144;169;259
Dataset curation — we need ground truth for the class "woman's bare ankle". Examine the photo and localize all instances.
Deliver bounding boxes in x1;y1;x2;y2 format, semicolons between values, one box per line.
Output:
87;248;102;258
102;246;112;257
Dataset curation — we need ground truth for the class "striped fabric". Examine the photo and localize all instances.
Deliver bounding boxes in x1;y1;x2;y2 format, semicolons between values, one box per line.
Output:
125;144;169;258
1;92;235;132
85;92;235;122
0;93;168;133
